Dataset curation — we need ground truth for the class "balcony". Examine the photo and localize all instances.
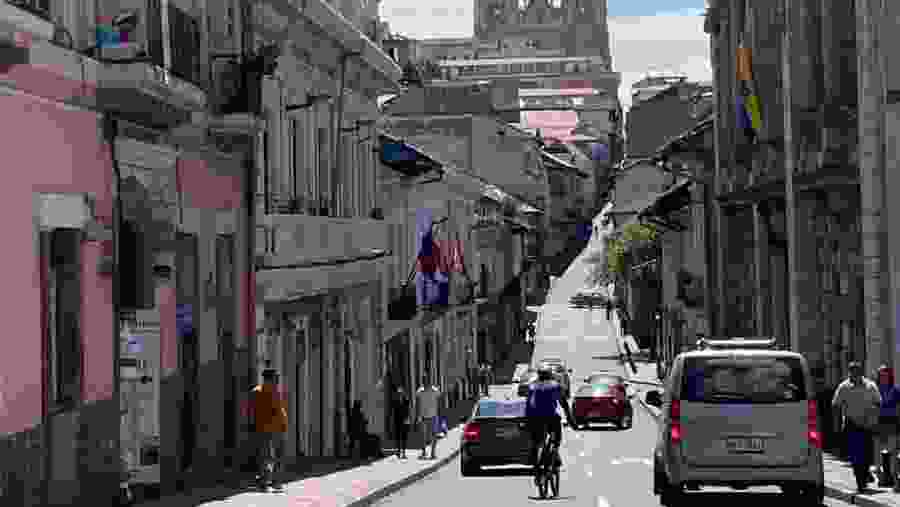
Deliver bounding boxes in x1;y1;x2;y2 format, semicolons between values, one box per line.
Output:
90;1;206;128
250;0;400;90
1;1;54;42
255;214;390;301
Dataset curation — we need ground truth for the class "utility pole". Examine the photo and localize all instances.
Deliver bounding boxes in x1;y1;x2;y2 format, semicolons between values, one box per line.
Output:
857;0;889;374
781;1;800;354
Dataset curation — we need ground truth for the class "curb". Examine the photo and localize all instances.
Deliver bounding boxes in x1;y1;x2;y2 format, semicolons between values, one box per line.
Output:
345;442;460;507
636;393;897;507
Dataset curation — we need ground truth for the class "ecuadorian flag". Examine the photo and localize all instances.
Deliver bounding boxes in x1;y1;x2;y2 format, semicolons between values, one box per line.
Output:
736;46;762;136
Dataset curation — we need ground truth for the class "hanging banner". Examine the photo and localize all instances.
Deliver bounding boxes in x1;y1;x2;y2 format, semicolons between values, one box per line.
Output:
176;303;193;337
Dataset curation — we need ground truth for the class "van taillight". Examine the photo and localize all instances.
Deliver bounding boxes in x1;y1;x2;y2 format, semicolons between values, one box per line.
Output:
670;399;682;444
463;422;481;442
808;400;822;448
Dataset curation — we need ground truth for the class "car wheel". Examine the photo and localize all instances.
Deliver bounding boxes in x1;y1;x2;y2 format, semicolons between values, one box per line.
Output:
460;459;480;476
658;471;683;506
574;418;585;429
794;485;824;505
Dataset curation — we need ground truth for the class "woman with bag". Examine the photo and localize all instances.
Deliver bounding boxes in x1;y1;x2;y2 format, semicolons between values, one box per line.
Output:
392;387;411;459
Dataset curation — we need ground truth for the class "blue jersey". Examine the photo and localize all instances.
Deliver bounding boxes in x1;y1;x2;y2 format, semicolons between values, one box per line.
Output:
526;381;562;418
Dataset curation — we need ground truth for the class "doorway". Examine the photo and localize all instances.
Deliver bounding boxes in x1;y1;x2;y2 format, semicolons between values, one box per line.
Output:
176;233;199;473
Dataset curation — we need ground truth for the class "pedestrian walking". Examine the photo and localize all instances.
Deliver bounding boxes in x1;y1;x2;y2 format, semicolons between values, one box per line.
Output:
250;368;288;492
832;361;882;492
415;376;441;460
876;366;900;474
392;386;411;459
348;400;366;459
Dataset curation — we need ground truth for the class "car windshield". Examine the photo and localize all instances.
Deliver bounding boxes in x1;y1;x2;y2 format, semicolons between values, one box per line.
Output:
475;399;527;418
681;356;807;403
577;384;613;396
586;374;621;385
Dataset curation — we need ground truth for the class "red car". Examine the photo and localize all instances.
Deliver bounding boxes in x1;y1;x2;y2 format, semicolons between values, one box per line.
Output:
572;375;633;430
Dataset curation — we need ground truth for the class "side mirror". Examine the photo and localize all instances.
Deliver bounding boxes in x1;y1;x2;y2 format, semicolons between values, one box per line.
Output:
568;369;573;374
459;415;468;424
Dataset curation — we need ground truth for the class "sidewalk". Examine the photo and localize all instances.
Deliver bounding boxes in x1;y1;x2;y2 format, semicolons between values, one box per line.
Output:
133;401;477;507
634;389;900;507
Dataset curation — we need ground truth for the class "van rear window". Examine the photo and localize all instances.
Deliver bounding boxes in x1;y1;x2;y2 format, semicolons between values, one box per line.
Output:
681;356;807;403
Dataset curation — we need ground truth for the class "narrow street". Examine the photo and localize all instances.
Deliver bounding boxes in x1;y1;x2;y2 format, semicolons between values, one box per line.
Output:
372;229;854;507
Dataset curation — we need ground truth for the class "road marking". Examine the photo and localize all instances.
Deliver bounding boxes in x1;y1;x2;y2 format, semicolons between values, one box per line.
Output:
596;495;612;507
611;457;652;466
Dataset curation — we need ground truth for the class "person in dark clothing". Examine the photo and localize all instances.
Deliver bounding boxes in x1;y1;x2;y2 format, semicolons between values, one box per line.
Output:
348;400;366;458
392;387;411;458
526;365;575;479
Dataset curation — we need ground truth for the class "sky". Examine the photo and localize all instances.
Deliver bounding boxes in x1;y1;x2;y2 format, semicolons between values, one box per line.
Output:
378;0;712;111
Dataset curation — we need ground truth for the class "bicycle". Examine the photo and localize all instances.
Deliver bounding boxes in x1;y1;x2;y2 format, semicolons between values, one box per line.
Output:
534;430;561;499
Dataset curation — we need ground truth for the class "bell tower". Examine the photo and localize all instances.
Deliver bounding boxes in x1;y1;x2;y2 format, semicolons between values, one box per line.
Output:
473;0;609;60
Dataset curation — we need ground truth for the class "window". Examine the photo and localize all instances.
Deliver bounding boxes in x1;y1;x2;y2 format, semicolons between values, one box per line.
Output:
681;356;807;403
290;119;298;211
43;229;82;407
216;234;234;297
475;399;527;417
167;5;203;85
316;127;330;215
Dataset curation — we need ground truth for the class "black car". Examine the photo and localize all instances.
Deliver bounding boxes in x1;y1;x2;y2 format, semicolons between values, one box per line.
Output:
460;398;532;476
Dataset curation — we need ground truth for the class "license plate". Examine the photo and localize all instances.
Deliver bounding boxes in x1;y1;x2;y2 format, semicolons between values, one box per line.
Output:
725;437;765;453
496;428;518;439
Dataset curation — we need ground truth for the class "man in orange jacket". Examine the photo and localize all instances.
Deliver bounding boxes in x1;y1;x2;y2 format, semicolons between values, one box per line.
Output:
252;368;288;491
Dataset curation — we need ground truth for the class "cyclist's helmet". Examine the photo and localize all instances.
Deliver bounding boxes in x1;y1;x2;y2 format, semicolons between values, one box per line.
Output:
537;364;554;381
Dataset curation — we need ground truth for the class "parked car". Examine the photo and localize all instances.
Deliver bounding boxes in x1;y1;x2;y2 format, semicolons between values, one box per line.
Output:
650;338;823;505
460;398;532;476
517;369;539;397
511;363;531;384
572;376;633;429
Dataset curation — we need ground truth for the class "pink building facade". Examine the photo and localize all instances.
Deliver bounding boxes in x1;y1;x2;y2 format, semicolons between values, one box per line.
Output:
0;12;254;507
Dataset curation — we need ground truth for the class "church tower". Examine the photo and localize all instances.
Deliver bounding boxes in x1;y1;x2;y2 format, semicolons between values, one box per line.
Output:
473;0;609;61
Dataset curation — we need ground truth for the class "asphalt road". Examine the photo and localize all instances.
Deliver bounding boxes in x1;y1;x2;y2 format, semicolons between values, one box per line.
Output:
372;218;852;507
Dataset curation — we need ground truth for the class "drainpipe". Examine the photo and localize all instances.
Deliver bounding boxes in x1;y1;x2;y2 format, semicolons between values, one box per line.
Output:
103;114;124;503
333;51;360;217
782;1;801;354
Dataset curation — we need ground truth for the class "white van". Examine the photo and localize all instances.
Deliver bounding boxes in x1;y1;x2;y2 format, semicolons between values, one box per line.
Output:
651;338;824;505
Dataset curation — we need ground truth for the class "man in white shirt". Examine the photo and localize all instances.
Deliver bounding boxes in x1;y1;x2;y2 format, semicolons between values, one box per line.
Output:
416;376;441;459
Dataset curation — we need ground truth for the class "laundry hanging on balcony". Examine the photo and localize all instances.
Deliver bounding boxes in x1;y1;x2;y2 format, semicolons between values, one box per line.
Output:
416;208;450;307
736;46;762;140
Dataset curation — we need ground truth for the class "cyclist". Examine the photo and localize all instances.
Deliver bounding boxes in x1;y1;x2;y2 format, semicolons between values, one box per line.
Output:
526;364;575;479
